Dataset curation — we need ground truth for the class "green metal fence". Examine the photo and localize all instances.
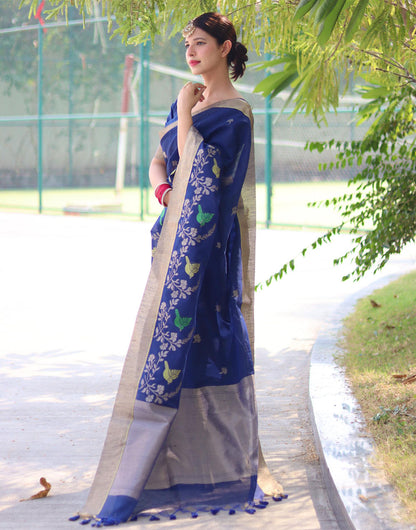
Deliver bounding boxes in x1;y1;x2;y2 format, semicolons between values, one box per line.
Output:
0;8;366;227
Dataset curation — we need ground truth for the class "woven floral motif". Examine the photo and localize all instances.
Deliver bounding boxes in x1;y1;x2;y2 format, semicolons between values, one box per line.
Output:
137;145;220;406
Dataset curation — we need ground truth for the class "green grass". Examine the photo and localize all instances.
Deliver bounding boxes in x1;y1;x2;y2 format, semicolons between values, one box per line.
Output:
0;181;351;228
341;271;416;522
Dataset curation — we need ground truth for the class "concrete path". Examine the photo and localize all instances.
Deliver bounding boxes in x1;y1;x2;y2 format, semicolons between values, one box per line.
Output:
0;212;414;529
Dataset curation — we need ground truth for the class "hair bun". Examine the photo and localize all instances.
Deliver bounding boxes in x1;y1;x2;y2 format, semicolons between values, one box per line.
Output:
234;42;248;62
230;41;248;81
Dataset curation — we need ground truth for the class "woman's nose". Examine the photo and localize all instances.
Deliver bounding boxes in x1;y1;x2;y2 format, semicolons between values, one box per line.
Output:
187;45;195;56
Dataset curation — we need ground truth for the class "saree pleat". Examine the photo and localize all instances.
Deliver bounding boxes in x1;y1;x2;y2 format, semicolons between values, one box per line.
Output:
77;99;282;525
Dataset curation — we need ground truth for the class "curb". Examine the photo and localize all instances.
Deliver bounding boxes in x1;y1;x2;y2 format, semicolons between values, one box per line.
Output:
309;275;415;530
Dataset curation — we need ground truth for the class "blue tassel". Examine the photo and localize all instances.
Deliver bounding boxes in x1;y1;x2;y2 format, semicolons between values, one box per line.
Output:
129;515;138;521
245;508;256;515
273;495;283;501
68;515;80;522
191;512;198;518
80;519;91;525
169;514;177;520
254;503;267;509
282;493;288;499
149;515;160;521
211;508;220;515
229;509;236;515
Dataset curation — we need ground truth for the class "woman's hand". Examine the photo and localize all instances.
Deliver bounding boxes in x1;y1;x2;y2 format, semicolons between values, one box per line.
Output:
177;82;206;114
177;82;206;157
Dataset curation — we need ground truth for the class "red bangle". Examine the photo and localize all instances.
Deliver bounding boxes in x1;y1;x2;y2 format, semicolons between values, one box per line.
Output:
154;183;172;205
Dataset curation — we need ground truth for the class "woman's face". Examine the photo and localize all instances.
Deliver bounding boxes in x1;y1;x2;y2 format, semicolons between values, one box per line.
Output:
185;28;229;77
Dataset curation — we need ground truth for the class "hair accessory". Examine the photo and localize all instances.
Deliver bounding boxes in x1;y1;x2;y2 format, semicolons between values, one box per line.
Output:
182;20;196;37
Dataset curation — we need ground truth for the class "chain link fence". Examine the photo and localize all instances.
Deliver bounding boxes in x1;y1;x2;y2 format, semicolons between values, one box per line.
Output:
0;7;367;226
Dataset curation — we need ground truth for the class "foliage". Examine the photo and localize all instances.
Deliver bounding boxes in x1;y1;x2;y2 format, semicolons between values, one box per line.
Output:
18;1;416;118
263;85;416;284
16;0;416;282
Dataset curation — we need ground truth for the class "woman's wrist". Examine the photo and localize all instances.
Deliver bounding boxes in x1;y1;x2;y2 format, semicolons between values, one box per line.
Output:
160;187;172;207
154;182;172;206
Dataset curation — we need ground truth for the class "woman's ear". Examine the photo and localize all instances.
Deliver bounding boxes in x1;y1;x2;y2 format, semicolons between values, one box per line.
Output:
221;40;232;57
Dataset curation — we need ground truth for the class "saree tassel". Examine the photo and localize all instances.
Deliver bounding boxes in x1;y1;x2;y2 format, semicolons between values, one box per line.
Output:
245;507;256;514
80;519;92;525
100;517;117;526
228;509;236;515
273;493;288;501
191;511;198;518
210;508;221;515
149;515;160;521
68;515;80;521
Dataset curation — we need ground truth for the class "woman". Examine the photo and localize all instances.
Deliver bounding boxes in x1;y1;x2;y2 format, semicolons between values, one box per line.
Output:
71;12;285;526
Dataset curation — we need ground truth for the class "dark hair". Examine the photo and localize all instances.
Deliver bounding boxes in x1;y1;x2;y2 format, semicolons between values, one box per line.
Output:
190;12;248;81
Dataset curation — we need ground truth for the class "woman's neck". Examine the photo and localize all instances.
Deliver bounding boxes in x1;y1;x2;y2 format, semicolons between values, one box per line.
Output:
198;74;240;107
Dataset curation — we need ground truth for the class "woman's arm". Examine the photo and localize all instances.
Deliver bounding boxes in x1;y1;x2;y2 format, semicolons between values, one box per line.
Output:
149;156;172;206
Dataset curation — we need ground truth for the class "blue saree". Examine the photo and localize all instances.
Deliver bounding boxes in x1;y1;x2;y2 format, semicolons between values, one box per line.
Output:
73;98;283;526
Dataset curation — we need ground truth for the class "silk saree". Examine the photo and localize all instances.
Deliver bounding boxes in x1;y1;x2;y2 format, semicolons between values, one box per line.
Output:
72;98;284;526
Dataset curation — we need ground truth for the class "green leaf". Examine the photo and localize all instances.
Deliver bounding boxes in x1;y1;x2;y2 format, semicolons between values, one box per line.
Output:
252;55;297;71
315;0;336;25
317;0;347;46
253;65;298;98
357;84;390;99
293;0;320;24
345;0;370;42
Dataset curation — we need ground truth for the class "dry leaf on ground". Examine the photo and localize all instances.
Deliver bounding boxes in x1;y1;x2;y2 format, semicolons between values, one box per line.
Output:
20;477;51;501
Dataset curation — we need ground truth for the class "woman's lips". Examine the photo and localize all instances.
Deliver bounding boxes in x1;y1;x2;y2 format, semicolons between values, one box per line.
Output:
189;60;200;66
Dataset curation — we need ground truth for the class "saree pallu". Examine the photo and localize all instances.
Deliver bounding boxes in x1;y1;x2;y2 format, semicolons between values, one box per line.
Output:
75;99;282;526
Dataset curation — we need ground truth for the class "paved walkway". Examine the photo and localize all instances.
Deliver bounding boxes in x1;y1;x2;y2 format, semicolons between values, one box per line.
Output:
0;212;414;529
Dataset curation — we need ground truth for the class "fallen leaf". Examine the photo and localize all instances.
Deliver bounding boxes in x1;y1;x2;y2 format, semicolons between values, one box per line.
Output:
20;477;51;502
403;373;416;385
359;492;381;502
370;299;381;308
